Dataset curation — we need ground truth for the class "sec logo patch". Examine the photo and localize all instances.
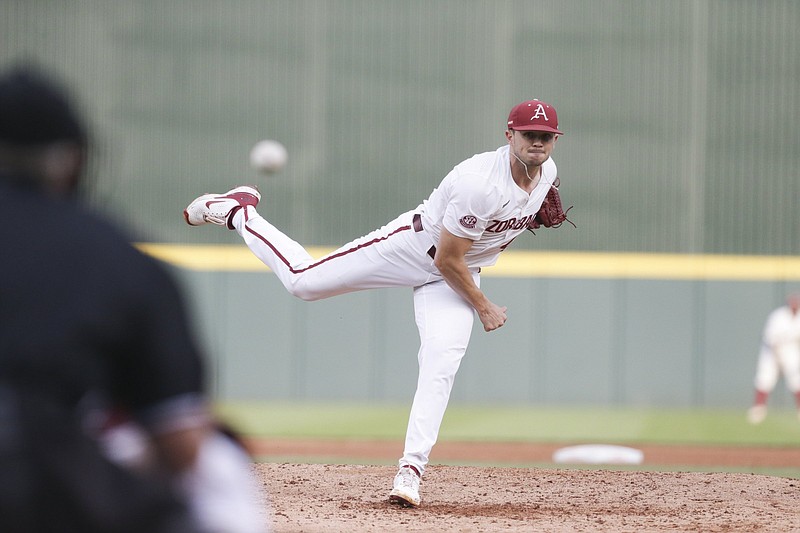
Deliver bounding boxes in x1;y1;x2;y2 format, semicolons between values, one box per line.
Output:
459;215;477;229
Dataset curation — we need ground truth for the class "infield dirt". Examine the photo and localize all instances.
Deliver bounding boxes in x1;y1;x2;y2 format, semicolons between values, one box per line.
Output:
250;439;800;532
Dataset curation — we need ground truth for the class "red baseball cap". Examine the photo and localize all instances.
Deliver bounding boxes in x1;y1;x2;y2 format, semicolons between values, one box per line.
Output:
506;99;562;135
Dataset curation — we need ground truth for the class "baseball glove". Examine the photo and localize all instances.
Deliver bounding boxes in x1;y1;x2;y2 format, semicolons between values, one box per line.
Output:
528;178;575;231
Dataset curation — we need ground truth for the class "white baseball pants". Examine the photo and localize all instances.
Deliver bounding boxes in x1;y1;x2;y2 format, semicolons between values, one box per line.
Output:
232;207;478;475
754;342;800;393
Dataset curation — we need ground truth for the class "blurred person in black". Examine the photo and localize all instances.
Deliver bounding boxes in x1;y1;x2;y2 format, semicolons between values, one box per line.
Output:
0;67;268;533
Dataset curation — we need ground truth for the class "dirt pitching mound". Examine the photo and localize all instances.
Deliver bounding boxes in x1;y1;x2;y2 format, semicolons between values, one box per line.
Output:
255;463;799;532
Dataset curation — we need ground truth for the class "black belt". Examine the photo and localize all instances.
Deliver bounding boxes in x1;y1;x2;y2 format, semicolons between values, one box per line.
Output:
412;214;437;260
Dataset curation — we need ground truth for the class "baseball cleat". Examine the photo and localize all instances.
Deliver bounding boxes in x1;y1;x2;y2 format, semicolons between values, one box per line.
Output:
389;466;421;507
747;405;767;424
183;185;260;229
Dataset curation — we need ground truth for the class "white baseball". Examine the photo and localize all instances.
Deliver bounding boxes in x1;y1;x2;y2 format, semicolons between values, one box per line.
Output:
250;139;287;174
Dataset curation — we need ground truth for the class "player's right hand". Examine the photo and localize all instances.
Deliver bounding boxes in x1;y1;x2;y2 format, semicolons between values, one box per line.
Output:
479;303;507;332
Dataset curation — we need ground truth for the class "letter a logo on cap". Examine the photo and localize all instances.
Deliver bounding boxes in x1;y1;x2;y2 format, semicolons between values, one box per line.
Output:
507;99;563;134
531;103;548;122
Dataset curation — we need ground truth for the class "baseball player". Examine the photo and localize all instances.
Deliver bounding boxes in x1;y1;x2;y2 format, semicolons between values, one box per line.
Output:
184;99;566;507
747;293;800;424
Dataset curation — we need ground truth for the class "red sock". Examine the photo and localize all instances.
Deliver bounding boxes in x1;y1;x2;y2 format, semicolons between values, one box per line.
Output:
404;465;421;477
754;389;768;406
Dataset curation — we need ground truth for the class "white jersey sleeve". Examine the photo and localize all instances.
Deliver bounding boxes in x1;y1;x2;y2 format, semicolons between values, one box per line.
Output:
442;171;502;240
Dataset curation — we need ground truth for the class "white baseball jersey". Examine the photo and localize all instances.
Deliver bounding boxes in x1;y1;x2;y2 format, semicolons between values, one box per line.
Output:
418;144;557;267
762;306;800;348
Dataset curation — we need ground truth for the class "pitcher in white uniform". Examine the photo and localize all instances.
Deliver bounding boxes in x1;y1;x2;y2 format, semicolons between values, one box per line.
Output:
184;99;566;507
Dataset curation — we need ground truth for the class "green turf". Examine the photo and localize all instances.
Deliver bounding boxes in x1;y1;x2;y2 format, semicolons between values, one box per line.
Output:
216;402;800;478
215;401;800;447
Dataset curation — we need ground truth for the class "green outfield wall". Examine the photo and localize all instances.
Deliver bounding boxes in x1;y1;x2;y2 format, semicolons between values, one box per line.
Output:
149;244;800;409
3;1;798;255
4;1;799;408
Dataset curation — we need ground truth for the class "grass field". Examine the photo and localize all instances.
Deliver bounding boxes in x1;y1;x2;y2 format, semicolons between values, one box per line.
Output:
216;402;800;478
216;401;800;446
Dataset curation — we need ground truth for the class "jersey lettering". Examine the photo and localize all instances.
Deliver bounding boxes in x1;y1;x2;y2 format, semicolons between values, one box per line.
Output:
485;219;502;232
485;215;533;233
